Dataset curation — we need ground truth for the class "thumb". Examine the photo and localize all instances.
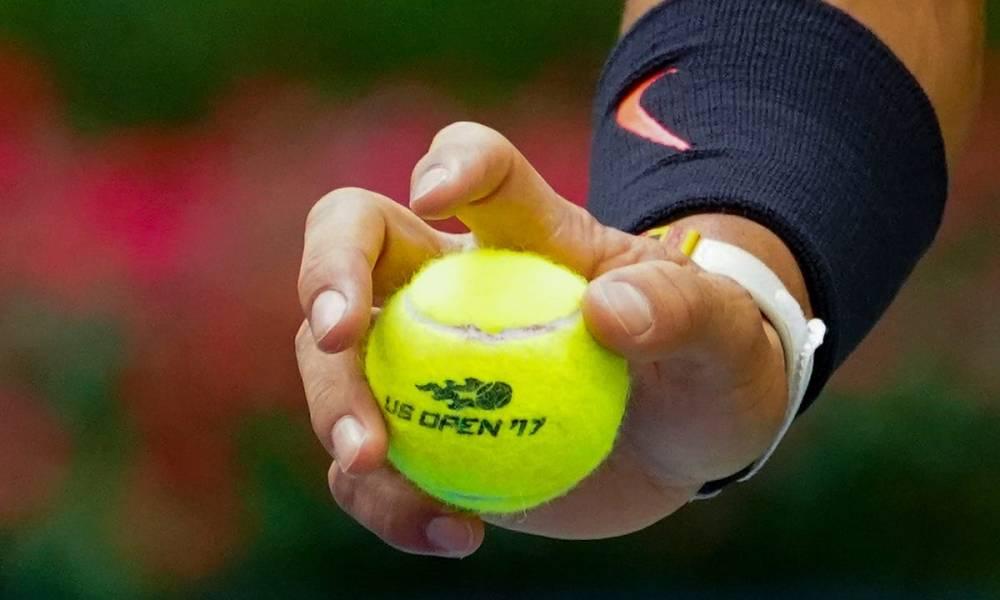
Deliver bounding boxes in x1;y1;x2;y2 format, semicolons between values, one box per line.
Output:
583;258;791;483
582;259;773;372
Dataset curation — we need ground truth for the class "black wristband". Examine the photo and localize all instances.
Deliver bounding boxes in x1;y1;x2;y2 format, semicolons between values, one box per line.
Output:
588;0;947;496
590;0;946;414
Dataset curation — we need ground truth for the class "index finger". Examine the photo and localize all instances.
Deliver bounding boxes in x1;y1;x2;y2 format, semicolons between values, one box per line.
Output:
408;122;612;277
408;122;683;280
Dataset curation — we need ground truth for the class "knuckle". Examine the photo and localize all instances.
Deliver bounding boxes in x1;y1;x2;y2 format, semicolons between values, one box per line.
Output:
434;122;512;161
307;187;370;229
297;251;330;300
427;123;519;201
306;377;342;433
330;465;356;509
591;226;650;274
435;121;496;143
309;405;333;444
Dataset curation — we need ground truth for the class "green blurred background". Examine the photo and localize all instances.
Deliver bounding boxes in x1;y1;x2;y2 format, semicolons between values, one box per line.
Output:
0;2;998;597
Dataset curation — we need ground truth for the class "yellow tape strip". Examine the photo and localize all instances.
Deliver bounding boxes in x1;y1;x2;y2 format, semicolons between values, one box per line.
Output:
679;229;701;257
642;224;672;241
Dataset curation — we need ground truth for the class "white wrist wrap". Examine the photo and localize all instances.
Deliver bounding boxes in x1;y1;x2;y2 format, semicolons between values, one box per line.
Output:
691;238;826;483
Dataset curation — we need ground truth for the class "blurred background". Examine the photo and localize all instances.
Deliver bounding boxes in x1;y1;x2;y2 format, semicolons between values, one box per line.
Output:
0;1;998;597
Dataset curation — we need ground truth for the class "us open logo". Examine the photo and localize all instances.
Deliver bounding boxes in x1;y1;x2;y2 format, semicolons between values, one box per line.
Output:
382;377;546;438
416;377;511;410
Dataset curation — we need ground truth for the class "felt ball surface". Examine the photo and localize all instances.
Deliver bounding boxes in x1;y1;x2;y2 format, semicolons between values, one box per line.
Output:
364;248;629;514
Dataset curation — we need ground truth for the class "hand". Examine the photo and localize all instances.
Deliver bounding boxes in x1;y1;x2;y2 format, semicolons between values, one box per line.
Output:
295;122;788;558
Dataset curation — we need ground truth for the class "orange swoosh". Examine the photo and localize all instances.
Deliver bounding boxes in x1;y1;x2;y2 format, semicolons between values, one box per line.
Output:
616;68;691;152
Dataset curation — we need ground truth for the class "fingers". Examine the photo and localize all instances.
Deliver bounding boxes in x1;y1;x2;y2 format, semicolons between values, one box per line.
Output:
298;184;485;556
583;260;774;373
330;465;484;558
298;187;462;353
409;121;627;277
296;320;388;474
297;318;485;559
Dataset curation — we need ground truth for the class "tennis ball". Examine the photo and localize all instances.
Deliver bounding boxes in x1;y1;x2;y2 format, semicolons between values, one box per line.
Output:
363;248;629;514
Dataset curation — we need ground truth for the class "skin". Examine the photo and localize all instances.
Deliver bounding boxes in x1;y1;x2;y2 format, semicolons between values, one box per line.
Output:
295;1;985;557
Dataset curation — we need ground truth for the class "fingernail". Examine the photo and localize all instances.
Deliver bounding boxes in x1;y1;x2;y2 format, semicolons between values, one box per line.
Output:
412;166;449;201
331;416;367;473
426;516;474;558
596;281;653;336
310;289;347;343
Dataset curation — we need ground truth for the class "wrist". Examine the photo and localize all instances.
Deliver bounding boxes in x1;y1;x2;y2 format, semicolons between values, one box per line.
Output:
645;219;827;496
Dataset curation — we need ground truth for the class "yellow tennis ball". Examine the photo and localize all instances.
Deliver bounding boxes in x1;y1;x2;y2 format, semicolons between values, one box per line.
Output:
363;248;629;514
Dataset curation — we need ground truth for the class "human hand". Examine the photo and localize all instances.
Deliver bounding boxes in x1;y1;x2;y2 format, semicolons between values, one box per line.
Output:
296;122;789;558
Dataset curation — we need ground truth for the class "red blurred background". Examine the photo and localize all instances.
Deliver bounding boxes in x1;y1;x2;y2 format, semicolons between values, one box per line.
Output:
1;5;998;596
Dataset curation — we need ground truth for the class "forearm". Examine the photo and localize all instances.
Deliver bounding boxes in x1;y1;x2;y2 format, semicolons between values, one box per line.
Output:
823;0;985;167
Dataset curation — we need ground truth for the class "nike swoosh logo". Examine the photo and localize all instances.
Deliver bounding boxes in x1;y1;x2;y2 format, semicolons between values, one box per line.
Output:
616;68;691;152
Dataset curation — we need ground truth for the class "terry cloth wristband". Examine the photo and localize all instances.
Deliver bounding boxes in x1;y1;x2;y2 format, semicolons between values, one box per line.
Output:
589;0;948;495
